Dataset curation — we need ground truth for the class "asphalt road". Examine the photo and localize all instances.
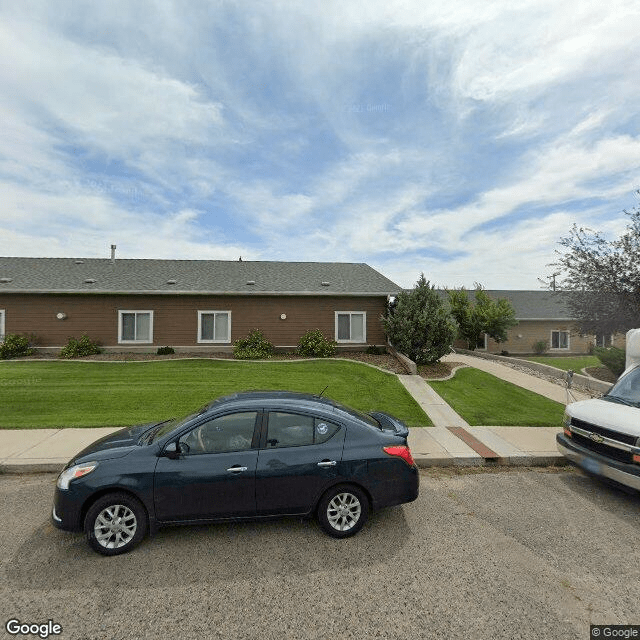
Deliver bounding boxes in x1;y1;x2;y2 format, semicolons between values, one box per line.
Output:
1;468;639;640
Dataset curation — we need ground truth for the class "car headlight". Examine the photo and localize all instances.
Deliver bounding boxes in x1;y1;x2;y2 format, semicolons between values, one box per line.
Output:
56;461;98;490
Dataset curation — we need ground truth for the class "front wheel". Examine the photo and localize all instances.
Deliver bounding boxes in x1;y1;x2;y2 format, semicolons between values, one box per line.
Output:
317;485;369;538
84;492;147;556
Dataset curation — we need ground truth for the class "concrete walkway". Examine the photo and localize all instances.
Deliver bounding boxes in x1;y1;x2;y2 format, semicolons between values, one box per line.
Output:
0;353;577;473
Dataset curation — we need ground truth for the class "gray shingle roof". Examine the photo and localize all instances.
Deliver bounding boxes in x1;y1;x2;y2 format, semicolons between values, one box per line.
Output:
0;258;401;296
437;289;573;320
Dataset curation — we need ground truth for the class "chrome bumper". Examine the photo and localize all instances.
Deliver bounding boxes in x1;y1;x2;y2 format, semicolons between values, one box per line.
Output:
557;439;640;492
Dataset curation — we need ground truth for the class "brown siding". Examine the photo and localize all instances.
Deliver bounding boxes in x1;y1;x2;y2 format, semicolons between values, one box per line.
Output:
0;294;388;348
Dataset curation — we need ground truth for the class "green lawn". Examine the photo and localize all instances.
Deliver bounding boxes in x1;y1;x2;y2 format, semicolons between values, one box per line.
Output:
429;368;565;427
0;359;431;429
522;355;600;372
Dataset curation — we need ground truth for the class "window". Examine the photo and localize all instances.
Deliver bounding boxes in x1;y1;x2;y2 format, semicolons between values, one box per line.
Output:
335;312;366;343
551;330;569;350
0;310;4;341
118;311;153;343
198;311;231;343
179;412;258;454
266;412;340;448
595;334;612;348
475;334;487;350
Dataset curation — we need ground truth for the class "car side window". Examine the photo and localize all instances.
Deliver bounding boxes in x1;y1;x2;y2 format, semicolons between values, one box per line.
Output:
266;412;340;448
179;412;257;454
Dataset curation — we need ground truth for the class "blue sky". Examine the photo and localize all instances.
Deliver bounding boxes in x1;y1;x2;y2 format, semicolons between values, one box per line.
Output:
1;0;639;289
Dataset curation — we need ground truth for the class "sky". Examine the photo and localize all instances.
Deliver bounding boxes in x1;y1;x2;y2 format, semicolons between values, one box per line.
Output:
1;0;639;290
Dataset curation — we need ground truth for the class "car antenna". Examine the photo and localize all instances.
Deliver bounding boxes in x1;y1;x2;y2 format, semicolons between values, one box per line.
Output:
317;385;328;398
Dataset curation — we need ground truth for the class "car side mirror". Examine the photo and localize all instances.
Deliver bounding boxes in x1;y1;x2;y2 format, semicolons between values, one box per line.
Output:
163;442;183;459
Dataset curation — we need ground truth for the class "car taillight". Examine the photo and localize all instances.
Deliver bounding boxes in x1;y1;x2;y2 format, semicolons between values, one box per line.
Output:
383;445;415;466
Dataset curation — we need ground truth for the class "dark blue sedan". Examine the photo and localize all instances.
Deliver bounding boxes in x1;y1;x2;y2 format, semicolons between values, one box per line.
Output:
52;391;420;555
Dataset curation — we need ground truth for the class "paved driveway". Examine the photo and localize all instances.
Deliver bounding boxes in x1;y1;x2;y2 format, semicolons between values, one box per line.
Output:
2;469;639;639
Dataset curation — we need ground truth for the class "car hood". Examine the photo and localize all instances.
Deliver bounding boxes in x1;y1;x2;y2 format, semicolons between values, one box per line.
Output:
70;422;157;464
567;399;640;438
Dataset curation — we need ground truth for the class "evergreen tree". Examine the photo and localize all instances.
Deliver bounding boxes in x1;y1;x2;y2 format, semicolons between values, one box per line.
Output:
383;274;456;365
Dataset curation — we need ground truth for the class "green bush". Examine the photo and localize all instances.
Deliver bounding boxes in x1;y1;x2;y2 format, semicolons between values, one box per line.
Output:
157;346;175;355
366;345;386;355
532;340;548;355
233;329;274;360
0;334;35;359
59;335;102;359
297;329;337;357
594;346;626;377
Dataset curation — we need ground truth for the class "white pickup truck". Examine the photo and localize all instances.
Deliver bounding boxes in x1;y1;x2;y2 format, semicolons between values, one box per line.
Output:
557;328;640;492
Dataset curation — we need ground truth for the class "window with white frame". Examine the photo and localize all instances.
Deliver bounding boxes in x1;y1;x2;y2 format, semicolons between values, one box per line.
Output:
551;330;569;350
595;333;612;348
0;310;5;341
475;333;487;350
198;311;231;343
118;310;153;343
335;311;366;343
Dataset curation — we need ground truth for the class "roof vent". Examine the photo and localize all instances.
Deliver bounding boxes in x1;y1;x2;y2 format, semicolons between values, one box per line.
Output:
246;280;256;285
321;281;330;286
84;278;96;284
166;279;177;285
0;277;12;284
74;260;84;265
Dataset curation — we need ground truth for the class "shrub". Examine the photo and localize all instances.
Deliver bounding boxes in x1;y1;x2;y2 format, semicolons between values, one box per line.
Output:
233;329;274;360
0;333;35;359
594;346;626;377
297;329;337;358
366;345;386;355
157;346;175;355
532;340;548;355
59;335;102;359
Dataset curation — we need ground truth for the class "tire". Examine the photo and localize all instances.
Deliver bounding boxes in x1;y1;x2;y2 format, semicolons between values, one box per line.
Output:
317;484;369;538
84;492;147;556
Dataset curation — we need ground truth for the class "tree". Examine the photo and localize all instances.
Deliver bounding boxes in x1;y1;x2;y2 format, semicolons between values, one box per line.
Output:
383;274;456;365
448;286;518;349
551;196;640;335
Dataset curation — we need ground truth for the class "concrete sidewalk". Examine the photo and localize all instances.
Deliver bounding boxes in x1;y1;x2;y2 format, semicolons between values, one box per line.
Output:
0;353;574;473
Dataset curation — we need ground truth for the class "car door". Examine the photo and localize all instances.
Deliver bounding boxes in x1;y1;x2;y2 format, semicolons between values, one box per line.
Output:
154;411;260;522
255;411;346;515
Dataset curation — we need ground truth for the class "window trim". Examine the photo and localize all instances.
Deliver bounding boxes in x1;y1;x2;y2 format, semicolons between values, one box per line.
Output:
550;330;570;350
197;310;232;344
0;309;5;341
118;310;154;344
335;311;367;344
475;333;488;351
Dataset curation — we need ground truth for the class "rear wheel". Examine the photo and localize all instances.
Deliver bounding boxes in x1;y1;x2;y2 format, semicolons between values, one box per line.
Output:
317;485;369;538
84;492;147;556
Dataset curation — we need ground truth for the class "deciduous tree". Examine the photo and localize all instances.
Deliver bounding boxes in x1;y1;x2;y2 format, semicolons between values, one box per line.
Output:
550;197;640;335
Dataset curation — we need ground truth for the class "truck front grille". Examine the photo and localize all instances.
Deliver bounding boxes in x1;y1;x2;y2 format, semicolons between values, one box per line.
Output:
569;418;638;464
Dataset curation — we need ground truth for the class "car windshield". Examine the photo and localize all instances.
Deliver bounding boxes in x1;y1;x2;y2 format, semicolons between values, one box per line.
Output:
603;366;640;408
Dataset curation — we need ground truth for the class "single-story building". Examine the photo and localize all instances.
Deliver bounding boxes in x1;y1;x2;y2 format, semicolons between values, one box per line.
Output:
0;257;401;352
450;290;626;355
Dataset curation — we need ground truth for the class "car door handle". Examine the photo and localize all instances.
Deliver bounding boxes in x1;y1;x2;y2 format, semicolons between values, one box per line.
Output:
227;466;248;473
317;460;337;467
